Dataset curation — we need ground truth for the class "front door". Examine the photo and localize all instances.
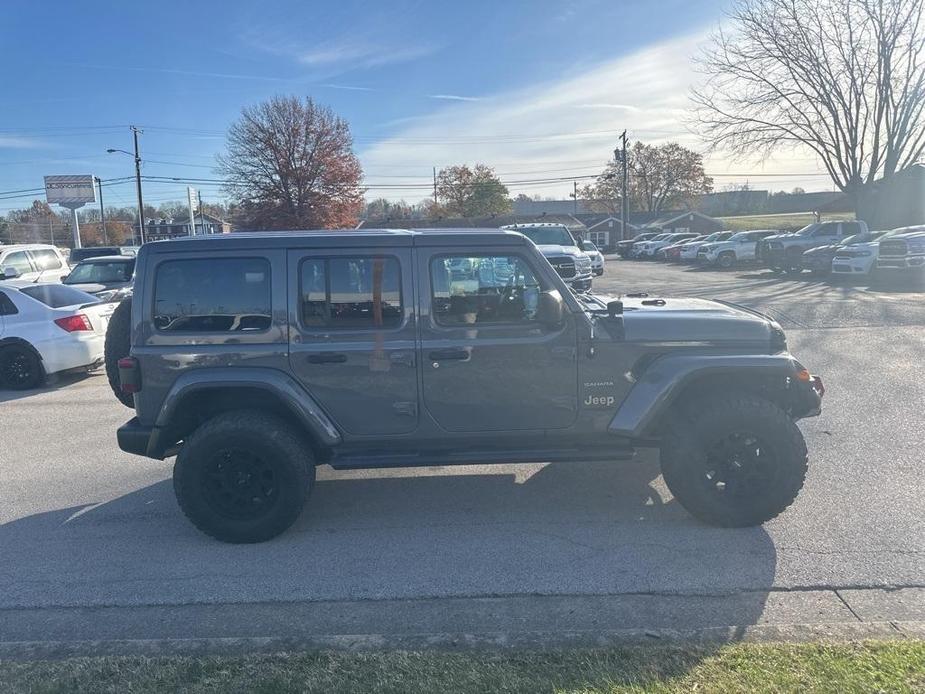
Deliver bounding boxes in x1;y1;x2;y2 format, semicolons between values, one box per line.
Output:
418;248;579;432
287;249;419;436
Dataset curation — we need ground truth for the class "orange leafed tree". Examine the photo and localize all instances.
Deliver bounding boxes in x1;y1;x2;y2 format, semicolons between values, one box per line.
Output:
218;96;364;230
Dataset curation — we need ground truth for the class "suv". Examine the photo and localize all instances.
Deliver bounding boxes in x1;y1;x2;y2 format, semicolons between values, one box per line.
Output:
0;244;70;283
698;230;779;268
113;229;823;543
615;232;659;258
500;223;593;291
759;221;868;274
635;233;699;259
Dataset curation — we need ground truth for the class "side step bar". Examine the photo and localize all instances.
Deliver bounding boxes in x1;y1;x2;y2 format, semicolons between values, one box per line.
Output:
328;446;636;470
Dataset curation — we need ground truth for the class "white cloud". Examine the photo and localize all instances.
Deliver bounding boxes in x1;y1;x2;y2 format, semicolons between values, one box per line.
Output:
429;94;482;102
298;40;436;69
360;30;830;200
0;136;45;150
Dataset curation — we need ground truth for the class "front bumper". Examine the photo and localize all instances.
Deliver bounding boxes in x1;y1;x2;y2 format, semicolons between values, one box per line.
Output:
792;375;824;419
569;273;594;291
832;257;873;274
877;256;925;271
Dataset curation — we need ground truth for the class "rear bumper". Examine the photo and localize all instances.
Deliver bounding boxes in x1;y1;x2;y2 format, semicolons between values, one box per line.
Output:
117;417;172;459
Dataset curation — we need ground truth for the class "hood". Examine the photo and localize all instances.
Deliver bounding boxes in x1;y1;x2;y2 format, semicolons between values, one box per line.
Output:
765;232;797;241
619;297;778;344
803;243;839;255
888;230;925;240
536;244;582;257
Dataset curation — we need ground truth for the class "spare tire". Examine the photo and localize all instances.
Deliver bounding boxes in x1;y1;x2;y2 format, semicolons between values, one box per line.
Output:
105;297;134;408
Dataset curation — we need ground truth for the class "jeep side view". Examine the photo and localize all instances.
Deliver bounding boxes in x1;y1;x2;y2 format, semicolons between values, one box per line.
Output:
114;229;824;543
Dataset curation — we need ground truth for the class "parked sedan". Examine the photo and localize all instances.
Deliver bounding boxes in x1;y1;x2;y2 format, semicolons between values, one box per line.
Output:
62;255;135;302
580;240;606;275
831;230;895;278
0;281;116;389
802;231;889;277
661;235;707;262
635;233;698;259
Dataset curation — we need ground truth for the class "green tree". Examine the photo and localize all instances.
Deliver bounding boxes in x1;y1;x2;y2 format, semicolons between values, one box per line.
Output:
435;164;511;217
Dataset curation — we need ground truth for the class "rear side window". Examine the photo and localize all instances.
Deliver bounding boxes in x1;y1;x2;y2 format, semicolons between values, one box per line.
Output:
0;290;18;315
19;284;97;308
154;258;271;332
1;251;33;274
299;256;402;329
31;249;63;270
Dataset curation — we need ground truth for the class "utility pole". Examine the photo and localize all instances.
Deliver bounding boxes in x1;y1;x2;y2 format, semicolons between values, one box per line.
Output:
573;180;578;215
95;176;108;245
432;167;438;206
131;125;146;245
198;190;206;235
619;130;629;241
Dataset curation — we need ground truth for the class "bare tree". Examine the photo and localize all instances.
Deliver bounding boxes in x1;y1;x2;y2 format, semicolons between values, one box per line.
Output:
218;96;364;230
692;0;925;210
579;142;713;215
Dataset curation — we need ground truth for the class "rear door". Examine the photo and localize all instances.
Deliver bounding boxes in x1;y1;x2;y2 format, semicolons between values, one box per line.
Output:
418;247;579;432
287;249;419;436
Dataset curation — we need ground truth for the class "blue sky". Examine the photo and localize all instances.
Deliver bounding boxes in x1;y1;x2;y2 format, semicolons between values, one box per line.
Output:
0;0;832;214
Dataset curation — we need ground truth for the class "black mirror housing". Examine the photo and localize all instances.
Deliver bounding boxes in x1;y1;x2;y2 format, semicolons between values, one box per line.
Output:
537;290;565;326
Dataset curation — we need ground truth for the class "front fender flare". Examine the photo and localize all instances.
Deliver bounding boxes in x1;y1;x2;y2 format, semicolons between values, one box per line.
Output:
154;367;341;451
608;353;803;439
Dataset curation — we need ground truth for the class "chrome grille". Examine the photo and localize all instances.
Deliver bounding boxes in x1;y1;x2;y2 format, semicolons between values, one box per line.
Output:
547;256;576;278
879;240;907;257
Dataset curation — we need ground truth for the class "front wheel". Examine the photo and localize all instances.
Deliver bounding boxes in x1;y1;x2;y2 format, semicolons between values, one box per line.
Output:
173;410;315;543
717;252;736;269
660;394;807;527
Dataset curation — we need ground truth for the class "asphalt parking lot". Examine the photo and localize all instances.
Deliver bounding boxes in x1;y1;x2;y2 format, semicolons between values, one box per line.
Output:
1;258;924;650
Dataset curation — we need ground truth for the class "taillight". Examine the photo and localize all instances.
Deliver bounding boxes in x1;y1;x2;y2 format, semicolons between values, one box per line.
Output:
118;356;141;394
54;314;93;332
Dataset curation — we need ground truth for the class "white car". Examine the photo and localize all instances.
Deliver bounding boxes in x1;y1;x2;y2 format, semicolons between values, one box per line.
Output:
635;233;696;259
831;229;897;277
0;244;70;283
580;240;606;276
697;230;780;268
0;281;116;389
679;231;735;262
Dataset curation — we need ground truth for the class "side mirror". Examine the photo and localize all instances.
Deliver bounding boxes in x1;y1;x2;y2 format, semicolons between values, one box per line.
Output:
1;266;20;280
537;290;565;327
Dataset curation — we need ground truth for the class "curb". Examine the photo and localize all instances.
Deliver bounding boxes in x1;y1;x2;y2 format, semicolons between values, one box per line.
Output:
1;621;921;660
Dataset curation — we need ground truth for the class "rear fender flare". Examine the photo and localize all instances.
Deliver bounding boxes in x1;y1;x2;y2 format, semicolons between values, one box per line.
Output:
608;353;803;439
155;367;341;447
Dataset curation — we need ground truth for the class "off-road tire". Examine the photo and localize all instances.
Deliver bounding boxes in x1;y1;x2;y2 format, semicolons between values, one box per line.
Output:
660;394;807;527
784;265;804;275
104;297;134;408
0;344;43;390
717;252;736;269
173;410;316;543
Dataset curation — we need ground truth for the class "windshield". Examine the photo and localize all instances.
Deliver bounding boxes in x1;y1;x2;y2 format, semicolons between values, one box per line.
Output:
65;260;134;284
18;284;98;308
793;224;817;236
727;232;748;241
580;241;598;251
517;226;575;246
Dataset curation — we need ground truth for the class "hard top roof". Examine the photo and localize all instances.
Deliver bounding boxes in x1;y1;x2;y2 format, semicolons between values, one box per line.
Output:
142;228;531;252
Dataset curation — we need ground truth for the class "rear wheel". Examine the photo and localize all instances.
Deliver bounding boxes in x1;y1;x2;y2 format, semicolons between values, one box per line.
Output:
104;297;134;408
173;410;315;543
660;394;807;527
0;345;43;390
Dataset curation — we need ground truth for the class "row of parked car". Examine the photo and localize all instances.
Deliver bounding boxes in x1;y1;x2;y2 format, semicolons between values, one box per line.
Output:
615;220;925;280
0;243;137;390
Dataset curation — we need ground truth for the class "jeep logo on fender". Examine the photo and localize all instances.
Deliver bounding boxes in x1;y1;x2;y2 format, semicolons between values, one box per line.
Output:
584;394;615;407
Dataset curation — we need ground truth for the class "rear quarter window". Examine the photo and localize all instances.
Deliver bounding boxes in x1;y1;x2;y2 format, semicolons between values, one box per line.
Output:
154;257;271;332
19;284;98;308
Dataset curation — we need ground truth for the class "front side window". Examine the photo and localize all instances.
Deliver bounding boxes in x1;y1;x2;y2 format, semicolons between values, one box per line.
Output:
431;255;541;326
299;256;401;329
154;258;271;332
2;251;33;274
31;249;63;270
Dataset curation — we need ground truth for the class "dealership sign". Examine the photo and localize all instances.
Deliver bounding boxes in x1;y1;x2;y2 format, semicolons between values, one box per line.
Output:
44;174;96;206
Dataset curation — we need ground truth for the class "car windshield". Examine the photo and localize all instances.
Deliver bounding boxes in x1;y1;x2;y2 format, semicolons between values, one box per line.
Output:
727;232;749;241
580;241;597;251
793;224;818;236
65;259;134;284
516;226;575;246
18;284;98;308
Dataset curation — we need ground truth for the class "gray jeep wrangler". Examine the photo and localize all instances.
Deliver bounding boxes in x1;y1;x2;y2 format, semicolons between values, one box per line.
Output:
111;229;824;543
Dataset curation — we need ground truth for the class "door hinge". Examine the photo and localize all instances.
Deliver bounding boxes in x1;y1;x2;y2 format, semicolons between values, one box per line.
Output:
392;401;418;417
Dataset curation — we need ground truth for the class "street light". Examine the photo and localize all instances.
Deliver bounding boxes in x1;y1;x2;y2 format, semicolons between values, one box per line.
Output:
106;125;146;245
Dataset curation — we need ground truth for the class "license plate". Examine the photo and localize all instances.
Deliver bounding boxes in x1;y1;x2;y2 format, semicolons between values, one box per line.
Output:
832;265;850;272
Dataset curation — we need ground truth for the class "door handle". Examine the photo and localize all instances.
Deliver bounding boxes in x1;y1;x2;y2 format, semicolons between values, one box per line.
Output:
307;352;347;364
428;348;469;362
